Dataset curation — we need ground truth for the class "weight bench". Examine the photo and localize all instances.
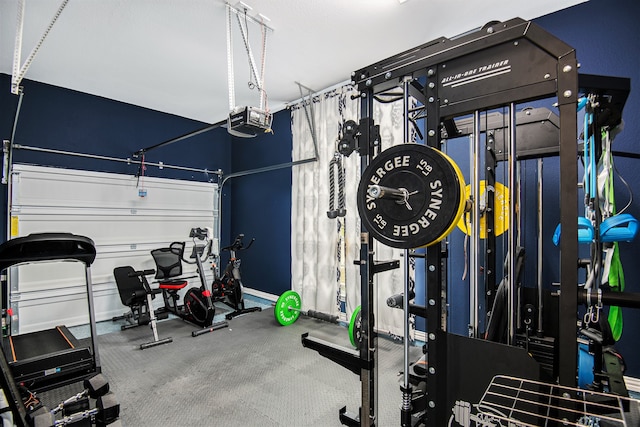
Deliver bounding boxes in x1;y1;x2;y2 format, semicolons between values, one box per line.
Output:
113;266;173;349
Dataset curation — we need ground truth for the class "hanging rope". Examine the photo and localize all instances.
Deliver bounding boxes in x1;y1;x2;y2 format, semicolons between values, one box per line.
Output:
327;152;346;219
583;96;599;291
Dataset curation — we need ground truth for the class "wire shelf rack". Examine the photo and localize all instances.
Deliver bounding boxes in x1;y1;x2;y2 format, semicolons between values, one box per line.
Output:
451;375;640;427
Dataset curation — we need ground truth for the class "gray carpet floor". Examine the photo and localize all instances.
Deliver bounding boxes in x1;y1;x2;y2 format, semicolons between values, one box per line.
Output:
29;304;640;426
39;306;422;426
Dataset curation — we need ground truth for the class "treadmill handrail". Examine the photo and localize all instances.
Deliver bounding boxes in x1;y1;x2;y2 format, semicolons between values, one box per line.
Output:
0;233;96;271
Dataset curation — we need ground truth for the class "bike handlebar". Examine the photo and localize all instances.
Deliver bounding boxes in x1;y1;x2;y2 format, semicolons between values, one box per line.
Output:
189;227;209;240
184;228;254;260
221;234;255;252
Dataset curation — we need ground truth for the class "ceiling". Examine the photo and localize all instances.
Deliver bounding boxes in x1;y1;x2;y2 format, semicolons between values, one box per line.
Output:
1;0;586;125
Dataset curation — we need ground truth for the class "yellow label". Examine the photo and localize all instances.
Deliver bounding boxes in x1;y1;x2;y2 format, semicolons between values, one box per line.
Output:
10;216;19;237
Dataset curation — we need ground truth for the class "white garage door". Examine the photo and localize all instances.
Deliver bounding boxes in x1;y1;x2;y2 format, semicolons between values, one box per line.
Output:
6;164;218;334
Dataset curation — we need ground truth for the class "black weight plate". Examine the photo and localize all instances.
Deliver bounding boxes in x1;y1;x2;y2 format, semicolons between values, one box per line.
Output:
357;144;465;249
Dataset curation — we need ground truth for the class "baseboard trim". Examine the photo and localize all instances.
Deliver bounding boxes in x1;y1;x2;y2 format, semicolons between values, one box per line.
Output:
244;288;278;303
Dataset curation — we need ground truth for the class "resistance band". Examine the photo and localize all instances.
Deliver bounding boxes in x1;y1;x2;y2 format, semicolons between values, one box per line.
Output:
601;130;624;340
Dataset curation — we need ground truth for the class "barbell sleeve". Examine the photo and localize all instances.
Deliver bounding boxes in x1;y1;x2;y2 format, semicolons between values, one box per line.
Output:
387;291;416;308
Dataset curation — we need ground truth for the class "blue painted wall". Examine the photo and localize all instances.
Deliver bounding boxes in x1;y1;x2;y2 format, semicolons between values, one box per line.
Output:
0;74;233;257
0;74;231;182
223;110;293;298
0;73;292;300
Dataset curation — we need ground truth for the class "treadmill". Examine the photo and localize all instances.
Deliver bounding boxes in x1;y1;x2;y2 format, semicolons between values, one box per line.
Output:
0;232;101;392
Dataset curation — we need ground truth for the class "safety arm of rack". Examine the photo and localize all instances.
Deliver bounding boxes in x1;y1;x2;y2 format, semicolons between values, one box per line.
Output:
354;258;400;275
372;259;400;274
301;333;372;376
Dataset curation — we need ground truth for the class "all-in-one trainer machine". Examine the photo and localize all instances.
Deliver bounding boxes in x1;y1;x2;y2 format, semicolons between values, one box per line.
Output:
302;17;640;426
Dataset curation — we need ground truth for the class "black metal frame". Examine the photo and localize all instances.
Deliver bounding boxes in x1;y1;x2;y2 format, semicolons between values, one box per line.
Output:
301;115;384;426
352;17;579;426
302;17;638;427
301;215;391;427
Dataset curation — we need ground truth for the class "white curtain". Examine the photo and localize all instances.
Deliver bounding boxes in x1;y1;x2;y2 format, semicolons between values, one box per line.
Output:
291;86;360;318
291;87;414;338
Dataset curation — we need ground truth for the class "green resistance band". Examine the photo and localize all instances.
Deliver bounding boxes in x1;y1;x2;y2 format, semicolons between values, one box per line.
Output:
603;133;624;341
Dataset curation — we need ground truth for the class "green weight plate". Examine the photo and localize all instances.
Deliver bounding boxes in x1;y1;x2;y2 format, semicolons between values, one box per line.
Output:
348;305;362;348
274;290;302;326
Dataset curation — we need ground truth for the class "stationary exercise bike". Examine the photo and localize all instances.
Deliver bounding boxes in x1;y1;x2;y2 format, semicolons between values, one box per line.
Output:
151;228;228;337
210;233;263;320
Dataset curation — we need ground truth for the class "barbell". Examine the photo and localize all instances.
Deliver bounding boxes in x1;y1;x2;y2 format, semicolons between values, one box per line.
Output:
274;290;362;349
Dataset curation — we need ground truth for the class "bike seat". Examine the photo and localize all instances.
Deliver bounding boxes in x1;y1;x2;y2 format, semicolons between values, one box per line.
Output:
158;279;188;290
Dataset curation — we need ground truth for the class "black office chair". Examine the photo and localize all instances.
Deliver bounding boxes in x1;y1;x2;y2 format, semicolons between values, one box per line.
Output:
112;266;172;349
151;242;186;280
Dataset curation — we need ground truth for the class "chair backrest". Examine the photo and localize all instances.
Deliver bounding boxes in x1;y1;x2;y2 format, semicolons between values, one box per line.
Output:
113;266;145;306
151;242;185;280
